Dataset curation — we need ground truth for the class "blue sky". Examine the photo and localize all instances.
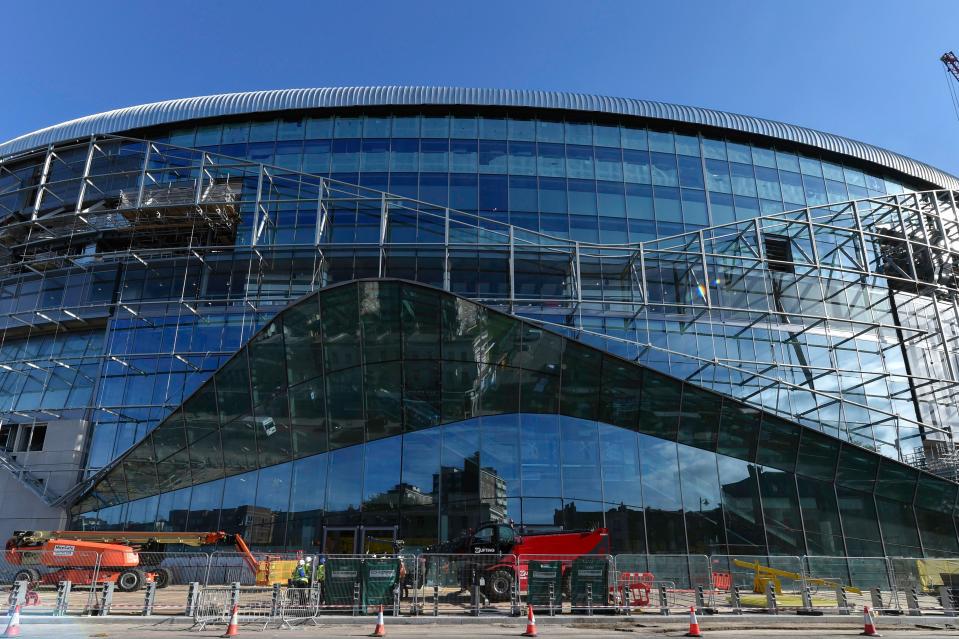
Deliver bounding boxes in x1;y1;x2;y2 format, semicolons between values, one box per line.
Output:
4;1;959;174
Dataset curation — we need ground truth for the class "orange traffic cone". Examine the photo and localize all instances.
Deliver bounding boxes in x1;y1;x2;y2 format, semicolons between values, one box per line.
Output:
222;603;240;637
371;604;386;637
860;605;881;637
522;603;537;637
685;606;702;637
3;605;21;638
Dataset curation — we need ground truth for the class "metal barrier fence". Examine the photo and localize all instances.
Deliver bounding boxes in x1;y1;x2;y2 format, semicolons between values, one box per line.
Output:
3;550;959;619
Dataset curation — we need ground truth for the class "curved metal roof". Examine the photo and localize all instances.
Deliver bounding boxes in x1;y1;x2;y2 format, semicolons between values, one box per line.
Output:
2;86;957;189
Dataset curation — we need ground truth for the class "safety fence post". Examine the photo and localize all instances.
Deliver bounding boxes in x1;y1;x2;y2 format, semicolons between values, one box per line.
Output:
870;587;884;613
186;582;201;617
694;585;705;614
800;585;814;614
730;585;742;614
54;581;72;616
142;581;156;616
548;581;555;617
658;585;669;615
622;585;632;616
230;581;241;611
99;582;113;616
393;584;400;617
906;587;921;616
433;585;438;617
352;580;360;616
586;583;593;616
835;585;849;615
765;580;778;615
271;583;282;617
9;581;27;612
940;585;956;617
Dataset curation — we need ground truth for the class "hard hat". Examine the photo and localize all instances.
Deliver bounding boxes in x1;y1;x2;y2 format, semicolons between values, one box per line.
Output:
298;559;305;565
319;557;326;564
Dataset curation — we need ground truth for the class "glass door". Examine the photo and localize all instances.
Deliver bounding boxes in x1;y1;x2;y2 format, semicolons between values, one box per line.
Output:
360;526;398;554
322;526;359;554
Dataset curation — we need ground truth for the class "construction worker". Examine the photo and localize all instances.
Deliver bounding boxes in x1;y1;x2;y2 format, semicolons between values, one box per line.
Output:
291;559;309;588
316;556;326;584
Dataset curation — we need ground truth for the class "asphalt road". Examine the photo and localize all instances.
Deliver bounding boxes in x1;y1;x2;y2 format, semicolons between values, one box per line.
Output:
12;620;959;639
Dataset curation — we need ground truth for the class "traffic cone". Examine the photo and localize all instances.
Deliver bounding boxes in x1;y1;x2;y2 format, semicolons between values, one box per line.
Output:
860;605;881;637
521;603;537;637
2;605;21;638
222;603;240;637
371;604;386;637
685;606;702;637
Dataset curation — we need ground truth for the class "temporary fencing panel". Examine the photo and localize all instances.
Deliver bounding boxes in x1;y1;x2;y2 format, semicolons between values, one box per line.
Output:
525;560;563;609
569;556;611;612
279;586;321;626
1;549;104;615
411;553;517;615
889;557;959;614
615;554;708;613
324;557;363;611
363;557;399;608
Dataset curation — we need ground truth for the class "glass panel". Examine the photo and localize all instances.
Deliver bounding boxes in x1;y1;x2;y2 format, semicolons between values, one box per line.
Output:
638;372;680;440
640;435;685;553
560;416;601;500
290;377;327;458
321;285;360;372
677;383;721;451
284;295;323;386
876;497;921;556
759;466;804;554
678;444;725;554
249;318;286;408
756;415;799;473
599;356;641;430
837;487;883;556
560;341;601;420
718;455;766;554
798;477;845;555
716;400;759;461
795;428;839;481
216;352;252;427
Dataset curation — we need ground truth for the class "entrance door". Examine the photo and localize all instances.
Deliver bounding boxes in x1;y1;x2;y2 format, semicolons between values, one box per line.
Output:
321;526;399;554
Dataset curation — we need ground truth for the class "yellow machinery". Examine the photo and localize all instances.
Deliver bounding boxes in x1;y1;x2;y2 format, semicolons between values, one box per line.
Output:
732;559;862;595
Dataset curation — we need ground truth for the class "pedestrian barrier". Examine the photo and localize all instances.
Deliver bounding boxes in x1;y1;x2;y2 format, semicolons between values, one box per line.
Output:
412;553;517;616
5;549;959;619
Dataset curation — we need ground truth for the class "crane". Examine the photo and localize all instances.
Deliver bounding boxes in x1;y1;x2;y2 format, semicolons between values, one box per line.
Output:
941;51;959;122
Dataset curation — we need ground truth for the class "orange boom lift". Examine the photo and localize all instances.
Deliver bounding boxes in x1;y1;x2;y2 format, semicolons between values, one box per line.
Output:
5;530;257;592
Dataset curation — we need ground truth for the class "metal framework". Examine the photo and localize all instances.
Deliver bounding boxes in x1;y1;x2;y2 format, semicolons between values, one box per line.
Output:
1;135;959;492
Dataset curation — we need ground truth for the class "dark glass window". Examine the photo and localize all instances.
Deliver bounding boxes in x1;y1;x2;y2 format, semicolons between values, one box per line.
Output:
798;477;845;555
326;367;364;449
875;458;918;504
321;286;360;372
756;415;799;473
290;377;326;458
795;428;839;481
876;497;921;556
640;435;685;553
718;455;766;554
638;373;680;440
837;486;884;556
676;384;720;451
560;341;601;420
716;401;760;461
678;444;725;554
836;444;878;493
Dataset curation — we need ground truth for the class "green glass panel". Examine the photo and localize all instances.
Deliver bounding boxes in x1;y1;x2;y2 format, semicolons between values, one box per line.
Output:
219;414;258;475
638;372;680;440
484;311;522;366
915;506;959;556
798;477;845;555
716;401;759;461
676;383;719;451
875;458;918;504
152;410;186;460
756;415;799;473
514;324;564;374
123;458;157;501
795;428;839;481
441;360;479;423
915;473;958;511
249;318;287;408
156;447;192;493
836;486;883;557
183;384;219;444
290;377;327;458
365;361;404;440
403;360;441;430
442;296;486;363
477;363;521;416
717;456;765;554
326;367;364;449
188;429;224;485
876;497;921;556
560;341;601;420
520;368;560;414
759;466;804;554
216;351;252;426
255;392;293;467
678;444;725;554
360;281;402;364
836;443;878;493
284;296;323;386
321;285;360;372
599;356;641;430
401;283;441;361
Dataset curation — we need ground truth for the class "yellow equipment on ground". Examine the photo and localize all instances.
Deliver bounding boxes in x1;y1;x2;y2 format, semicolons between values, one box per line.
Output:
732;559;861;595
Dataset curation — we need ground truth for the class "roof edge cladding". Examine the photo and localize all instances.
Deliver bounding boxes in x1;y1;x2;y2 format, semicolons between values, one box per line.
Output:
2;86;956;189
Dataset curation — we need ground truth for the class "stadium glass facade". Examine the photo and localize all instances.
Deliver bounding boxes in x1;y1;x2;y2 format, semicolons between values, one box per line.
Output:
0;87;958;555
